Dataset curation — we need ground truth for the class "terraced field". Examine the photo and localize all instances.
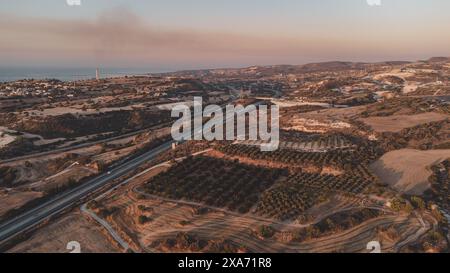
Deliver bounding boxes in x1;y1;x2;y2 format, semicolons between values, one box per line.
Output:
254;172;373;220
216;143;381;171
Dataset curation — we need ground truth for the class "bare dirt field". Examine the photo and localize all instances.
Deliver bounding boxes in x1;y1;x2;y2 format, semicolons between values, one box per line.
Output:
360;112;448;133
281;106;367;133
0;146;100;187
0;134;16;148
0;190;43;218
370;149;450;195
26;102;149;117
8;212;120;253
284;118;352;133
268;99;332;108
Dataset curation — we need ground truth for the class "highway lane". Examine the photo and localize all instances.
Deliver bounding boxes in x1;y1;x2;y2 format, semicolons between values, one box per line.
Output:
0;141;173;245
0;123;172;165
0;99;270;246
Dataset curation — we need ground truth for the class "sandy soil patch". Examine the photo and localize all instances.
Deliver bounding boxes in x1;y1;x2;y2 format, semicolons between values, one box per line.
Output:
403;83;419;94
91;146;137;165
268;99;333;109
156;101;194;110
0;127;18;147
285;118;352;133
1;126;68;147
205;150;343;176
0;190;43;217
361;112;448;133
370;149;450;195
101;192;419;253
301;105;367;121
30;166;97;192
33;138;66;146
0;145;101;186
8;212;120;253
106;135;135;146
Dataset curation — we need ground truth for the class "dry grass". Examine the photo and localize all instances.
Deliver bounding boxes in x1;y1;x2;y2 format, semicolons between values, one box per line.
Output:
0;134;16;148
301;105;367;120
370;149;450;195
360;112;448;133
205;150;343;175
0;190;43;217
89;161;422;253
8;212;120;253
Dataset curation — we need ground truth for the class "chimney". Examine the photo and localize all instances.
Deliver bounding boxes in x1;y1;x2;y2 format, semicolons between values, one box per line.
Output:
96;68;100;81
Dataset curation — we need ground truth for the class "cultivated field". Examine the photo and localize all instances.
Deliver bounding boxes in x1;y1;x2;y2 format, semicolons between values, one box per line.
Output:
143;156;287;214
361;112;449;133
91;188;427;253
2;59;449;253
370;149;450;195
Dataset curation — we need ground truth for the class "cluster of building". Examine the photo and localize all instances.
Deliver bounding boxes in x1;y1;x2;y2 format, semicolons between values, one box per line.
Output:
0;80;79;98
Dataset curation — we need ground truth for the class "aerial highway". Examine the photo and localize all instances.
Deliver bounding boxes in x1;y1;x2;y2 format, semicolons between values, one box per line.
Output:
0;140;174;246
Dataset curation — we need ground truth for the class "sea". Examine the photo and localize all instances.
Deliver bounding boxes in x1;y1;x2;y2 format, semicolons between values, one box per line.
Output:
0;67;174;83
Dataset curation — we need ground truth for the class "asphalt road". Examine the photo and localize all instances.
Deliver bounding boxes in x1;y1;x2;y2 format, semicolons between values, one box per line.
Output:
0;140;173;245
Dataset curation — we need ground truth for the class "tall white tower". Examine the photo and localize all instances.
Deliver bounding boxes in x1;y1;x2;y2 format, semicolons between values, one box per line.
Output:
96;68;100;81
